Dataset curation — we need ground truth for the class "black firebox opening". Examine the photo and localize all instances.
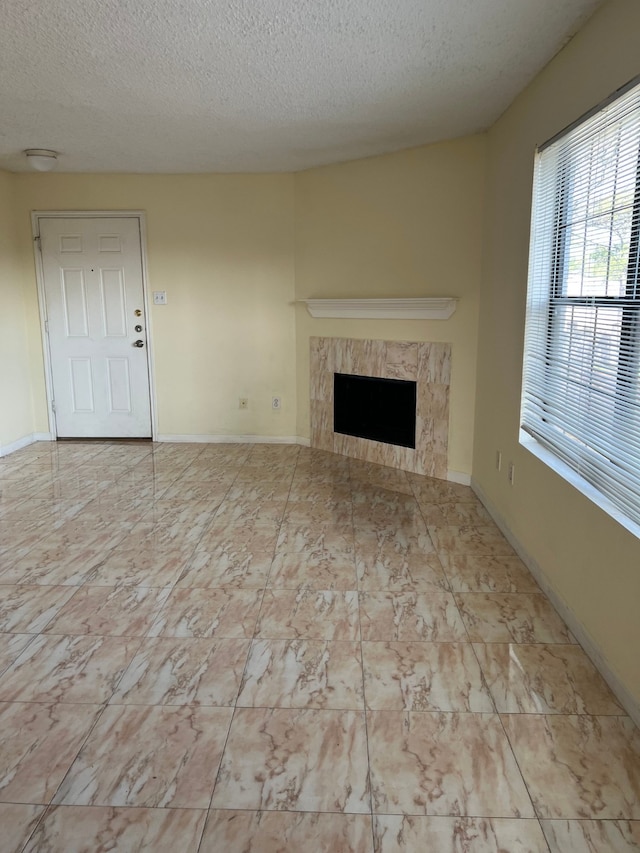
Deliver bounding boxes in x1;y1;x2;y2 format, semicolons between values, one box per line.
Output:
333;372;417;449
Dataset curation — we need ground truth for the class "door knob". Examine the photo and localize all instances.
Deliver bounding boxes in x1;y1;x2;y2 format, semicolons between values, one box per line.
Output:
133;339;144;348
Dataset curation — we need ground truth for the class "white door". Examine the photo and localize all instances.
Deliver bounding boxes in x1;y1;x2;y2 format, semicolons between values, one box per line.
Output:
39;217;152;438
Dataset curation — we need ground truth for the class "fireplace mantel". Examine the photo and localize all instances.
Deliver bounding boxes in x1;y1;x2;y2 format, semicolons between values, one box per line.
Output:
300;297;457;320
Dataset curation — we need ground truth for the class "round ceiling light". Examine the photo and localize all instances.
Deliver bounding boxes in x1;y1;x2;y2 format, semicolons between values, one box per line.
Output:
24;149;58;172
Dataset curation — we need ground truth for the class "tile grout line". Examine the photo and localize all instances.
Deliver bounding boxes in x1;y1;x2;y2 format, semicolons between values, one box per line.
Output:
417;484;551;846
195;444;300;852
350;465;378;849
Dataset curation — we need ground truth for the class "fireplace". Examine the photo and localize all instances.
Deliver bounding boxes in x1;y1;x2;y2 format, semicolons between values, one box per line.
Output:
333;372;417;449
310;337;451;478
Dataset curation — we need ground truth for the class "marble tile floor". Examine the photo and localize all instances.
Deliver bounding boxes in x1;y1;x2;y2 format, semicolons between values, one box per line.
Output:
0;440;638;852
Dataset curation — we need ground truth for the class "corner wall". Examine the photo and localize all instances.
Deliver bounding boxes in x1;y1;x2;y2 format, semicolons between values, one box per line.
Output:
294;136;487;478
0;171;35;452
473;0;640;709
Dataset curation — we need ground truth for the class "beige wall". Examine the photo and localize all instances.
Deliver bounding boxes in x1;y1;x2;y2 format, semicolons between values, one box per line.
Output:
11;174;297;439
8;140;485;475
473;0;640;707
294;136;486;476
0;171;34;451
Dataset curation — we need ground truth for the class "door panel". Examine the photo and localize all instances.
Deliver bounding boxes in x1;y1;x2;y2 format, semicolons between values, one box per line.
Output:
61;270;89;337
69;358;94;413
40;217;152;438
100;270;127;337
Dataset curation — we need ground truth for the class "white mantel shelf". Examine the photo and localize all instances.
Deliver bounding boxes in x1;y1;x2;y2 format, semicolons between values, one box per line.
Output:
300;297;458;320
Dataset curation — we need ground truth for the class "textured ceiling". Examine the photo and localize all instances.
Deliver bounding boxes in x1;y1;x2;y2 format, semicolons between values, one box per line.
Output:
0;0;603;173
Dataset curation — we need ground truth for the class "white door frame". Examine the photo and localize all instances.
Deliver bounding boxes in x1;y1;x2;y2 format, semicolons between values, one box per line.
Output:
32;210;158;441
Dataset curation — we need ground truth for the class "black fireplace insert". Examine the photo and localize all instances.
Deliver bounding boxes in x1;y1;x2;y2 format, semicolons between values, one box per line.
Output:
333;372;416;449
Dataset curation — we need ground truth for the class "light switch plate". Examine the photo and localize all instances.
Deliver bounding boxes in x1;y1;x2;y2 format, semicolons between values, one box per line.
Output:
153;291;167;305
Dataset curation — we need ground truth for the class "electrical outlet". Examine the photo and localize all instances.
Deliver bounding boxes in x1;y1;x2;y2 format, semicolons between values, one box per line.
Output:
272;396;281;410
508;462;515;486
496;450;502;471
239;398;248;410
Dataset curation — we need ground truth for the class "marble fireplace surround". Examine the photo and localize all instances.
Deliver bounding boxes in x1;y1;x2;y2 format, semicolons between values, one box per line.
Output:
310;336;451;478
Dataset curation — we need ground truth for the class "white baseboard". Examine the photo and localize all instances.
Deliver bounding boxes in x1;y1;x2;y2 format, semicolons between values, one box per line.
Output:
472;478;640;728
0;432;54;458
447;470;472;485
156;434;310;446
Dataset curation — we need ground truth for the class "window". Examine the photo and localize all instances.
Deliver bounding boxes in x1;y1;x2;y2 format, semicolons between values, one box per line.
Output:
521;77;640;530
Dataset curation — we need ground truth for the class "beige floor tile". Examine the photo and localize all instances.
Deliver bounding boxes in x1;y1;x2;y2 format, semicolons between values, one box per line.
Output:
356;553;449;592
23;805;207;853
540;819;640;852
351;481;422;518
238;639;364;709
87;548;188;587
110;638;250;705
455;593;575;644
362;642;493;712
176;549;273;588
417;501;493;526
373;815;548;852
212;707;370;813
148;588;262;638
201;810;374;852
354;528;435;559
288;483;352;503
367;710;534;817
43;586;171;636
268;551;358;590
178;467;240;485
124;521;208;554
0;633;35;676
354;514;431;540
408;477;476;504
282;503;352;526
54;704;233;808
474;643;624;714
0;701;102;804
440;554;540;593
0;585;77;634
186;541;274;576
1;442;637;853
503;714;640;819
428;525;515;557
235;464;296;483
138;501;218;528
0;545;106;586
198;525;279;554
0;634;139;703
157;480;230;502
0;803;45;852
256;589;360;640
212;500;287;526
225;482;293;502
359;592;467;642
276;522;354;554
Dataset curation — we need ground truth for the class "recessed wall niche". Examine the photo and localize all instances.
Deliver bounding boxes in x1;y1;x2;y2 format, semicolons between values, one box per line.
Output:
310;336;451;478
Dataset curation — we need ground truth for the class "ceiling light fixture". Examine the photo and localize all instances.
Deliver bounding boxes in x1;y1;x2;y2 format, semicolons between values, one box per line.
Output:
24;149;58;172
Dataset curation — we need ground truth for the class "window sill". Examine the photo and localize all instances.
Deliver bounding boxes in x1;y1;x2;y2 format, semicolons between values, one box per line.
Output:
519;430;640;541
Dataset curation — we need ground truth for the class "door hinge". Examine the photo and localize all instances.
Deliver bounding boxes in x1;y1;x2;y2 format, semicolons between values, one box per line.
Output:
51;400;56;412
44;320;49;335
35;235;41;251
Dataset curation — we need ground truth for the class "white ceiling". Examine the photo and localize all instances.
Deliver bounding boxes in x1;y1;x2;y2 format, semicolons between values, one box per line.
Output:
0;0;603;173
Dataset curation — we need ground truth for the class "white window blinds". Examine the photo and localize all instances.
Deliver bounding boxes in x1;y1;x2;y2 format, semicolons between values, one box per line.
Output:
521;77;640;528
